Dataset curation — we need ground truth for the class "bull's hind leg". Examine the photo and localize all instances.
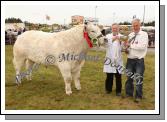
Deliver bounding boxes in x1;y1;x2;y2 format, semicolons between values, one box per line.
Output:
13;57;25;85
25;59;35;81
72;67;81;90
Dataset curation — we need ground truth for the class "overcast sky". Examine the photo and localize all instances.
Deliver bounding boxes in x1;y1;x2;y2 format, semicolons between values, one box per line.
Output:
5;5;155;25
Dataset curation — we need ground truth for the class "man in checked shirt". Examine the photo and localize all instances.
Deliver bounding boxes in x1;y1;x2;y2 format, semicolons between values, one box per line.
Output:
125;18;149;103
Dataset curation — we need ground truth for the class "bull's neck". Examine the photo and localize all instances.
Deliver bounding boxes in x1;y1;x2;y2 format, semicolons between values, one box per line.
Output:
70;25;90;52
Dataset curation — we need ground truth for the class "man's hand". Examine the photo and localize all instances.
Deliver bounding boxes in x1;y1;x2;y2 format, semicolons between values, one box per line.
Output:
112;35;120;42
123;42;130;54
125;42;130;48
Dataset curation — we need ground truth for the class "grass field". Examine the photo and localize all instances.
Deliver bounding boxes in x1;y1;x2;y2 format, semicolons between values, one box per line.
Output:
5;45;155;110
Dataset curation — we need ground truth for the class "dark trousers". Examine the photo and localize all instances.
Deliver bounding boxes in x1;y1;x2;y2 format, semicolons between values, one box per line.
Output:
125;58;145;99
105;71;122;93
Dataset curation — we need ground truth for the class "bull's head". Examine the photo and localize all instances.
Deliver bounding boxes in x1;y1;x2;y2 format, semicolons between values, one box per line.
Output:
84;22;107;47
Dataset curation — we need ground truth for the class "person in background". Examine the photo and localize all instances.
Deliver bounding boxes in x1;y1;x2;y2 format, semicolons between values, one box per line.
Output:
17;28;22;35
23;27;26;32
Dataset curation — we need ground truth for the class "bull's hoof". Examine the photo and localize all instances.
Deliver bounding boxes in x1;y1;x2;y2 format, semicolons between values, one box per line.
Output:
27;78;32;81
16;75;22;84
66;91;72;95
16;83;22;87
76;87;81;91
15;81;21;85
75;84;81;90
26;77;32;81
26;75;32;81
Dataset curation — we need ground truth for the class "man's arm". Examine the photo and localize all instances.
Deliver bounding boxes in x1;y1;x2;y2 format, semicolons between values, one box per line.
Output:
130;33;148;50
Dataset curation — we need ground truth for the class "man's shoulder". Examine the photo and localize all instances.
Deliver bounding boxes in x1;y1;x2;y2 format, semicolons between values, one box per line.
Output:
139;30;148;36
128;32;134;37
128;31;148;36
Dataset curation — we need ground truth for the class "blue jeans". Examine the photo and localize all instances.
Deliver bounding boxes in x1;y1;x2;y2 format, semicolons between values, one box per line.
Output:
125;58;145;99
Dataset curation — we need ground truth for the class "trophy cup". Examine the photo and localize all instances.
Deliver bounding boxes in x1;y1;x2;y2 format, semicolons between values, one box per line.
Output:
120;35;137;54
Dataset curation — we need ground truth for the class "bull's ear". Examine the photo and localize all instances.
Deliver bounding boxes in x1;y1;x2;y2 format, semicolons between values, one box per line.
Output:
84;25;87;31
101;29;106;36
84;21;88;25
84;20;89;31
84;20;90;25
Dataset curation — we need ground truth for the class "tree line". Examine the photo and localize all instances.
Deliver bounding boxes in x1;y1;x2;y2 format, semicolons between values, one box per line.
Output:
119;21;155;26
5;17;155;26
5;18;23;23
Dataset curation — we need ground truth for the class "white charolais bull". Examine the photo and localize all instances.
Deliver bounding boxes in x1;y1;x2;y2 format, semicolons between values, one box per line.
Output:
13;22;106;95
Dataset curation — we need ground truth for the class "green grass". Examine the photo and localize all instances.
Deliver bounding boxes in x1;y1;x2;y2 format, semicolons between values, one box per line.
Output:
5;45;155;110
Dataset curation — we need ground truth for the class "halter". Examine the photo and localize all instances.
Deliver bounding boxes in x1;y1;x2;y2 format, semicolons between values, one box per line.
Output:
83;31;103;48
83;31;93;48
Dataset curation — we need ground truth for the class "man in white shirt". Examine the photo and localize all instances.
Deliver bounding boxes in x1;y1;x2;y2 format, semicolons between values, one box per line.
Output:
125;18;148;102
103;23;124;96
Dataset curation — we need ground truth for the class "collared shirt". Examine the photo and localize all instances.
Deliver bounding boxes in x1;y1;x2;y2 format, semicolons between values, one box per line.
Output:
103;33;124;74
128;30;148;59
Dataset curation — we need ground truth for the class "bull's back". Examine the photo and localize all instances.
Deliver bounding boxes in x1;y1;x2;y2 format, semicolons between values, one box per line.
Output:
15;31;52;45
13;29;83;64
13;31;56;63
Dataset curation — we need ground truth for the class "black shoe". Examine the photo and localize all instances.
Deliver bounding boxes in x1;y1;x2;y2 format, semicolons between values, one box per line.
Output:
134;98;142;103
116;93;121;96
106;91;112;94
125;94;133;98
126;94;133;97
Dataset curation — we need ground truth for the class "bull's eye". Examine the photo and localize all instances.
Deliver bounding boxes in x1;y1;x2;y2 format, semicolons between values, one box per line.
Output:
91;31;95;33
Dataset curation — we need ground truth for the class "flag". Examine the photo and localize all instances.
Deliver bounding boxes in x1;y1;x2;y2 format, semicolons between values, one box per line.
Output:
46;15;50;20
133;15;136;19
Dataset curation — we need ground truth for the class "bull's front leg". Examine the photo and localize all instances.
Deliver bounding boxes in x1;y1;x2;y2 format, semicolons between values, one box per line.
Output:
64;77;72;95
72;69;81;90
58;63;73;95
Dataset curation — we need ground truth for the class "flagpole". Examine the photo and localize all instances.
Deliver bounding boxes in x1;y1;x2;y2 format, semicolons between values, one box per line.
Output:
46;15;47;30
142;5;145;26
95;6;97;25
